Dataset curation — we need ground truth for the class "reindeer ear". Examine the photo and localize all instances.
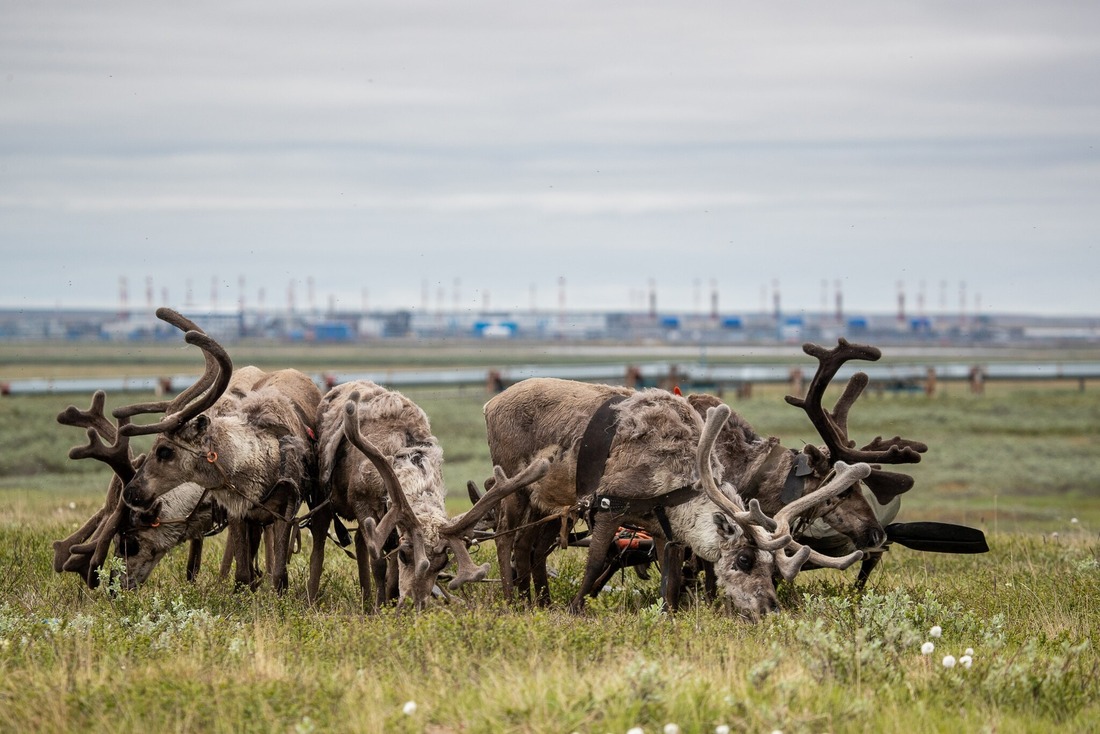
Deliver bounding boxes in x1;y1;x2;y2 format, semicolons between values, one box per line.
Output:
863;469;915;504
713;513;742;542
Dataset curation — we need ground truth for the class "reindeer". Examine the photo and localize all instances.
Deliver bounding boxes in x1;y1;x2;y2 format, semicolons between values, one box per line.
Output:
679;340;927;593
53;314;307;591
118;308;321;594
53;308;232;588
309;381;546;610
479;378;866;619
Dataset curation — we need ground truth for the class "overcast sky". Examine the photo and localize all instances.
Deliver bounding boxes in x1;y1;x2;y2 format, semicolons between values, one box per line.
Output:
2;1;1098;318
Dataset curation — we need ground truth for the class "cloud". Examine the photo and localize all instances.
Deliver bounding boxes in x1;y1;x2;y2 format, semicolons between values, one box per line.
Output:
1;1;1099;316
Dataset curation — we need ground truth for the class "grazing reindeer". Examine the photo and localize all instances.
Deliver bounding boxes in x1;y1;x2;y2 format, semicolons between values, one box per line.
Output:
119;308;321;593
310;381;546;609
680;340;927;592
480;379;865;619
53;308;231;588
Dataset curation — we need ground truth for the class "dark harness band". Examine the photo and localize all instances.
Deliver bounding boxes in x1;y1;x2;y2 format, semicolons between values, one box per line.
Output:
575;394;628;498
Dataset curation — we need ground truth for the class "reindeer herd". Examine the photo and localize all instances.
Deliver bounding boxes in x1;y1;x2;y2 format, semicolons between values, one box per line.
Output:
52;307;948;621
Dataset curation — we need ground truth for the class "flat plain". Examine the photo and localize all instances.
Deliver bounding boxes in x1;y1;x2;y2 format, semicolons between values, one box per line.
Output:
1;340;1097;733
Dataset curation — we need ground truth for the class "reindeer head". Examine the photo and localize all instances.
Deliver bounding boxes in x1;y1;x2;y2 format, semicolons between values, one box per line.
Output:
342;393;549;609
114;481;218;590
118;310;234;513
696;404;870;620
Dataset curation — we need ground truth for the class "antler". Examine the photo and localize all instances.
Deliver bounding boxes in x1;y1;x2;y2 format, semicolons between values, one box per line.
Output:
341;396;429;579
770;460;870;575
117;328;233;437
53;390;142;586
699;404;866;580
696;405;791;552
784;339;928;503
57;390;137;483
436;458;550;590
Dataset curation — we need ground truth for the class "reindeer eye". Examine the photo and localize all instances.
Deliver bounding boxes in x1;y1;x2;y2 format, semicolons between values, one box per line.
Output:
155;445;174;462
397;547;411;565
734;552;755;573
117;537;140;557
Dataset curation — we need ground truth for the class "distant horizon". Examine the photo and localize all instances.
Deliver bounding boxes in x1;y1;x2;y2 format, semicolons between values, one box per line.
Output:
4;3;1098;320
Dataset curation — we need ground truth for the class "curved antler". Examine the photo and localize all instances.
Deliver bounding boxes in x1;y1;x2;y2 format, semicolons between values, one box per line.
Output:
697;404;791;552
784;339;928;503
53;389;143;585
769;461;870;575
341;396;429;580
118;330;233;436
435;458;550;590
700;404;866;579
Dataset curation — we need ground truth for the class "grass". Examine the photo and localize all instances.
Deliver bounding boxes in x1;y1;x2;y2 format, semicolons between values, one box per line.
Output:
1;354;1099;732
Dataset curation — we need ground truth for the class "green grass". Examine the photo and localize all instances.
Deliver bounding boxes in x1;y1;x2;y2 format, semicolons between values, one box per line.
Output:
2;367;1099;732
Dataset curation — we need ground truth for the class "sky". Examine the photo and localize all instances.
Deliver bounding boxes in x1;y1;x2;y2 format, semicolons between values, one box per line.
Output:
2;1;1098;318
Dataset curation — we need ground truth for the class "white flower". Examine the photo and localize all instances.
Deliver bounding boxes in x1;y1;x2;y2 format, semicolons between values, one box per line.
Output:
960;655;973;668
964;647;974;656
929;625;942;638
1071;517;1079;524
68;502;77;510
942;655;957;668
1052;532;1059;539
921;642;935;655
715;726;731;734
664;725;681;734
402;701;417;715
627;728;644;734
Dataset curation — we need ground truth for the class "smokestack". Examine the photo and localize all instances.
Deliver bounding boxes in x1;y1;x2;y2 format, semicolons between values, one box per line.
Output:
238;275;246;313
211;276;219;312
307;276;316;315
145;276;154;309
897;280;906;326
834;279;843;325
959;280;967;331
558;276;566;323
710;279;718;320
118;276;129;320
288;280;296;316
772;278;780;322
648;278;657;319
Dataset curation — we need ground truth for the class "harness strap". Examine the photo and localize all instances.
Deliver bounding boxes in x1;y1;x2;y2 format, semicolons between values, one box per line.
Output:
575;394;628;498
586;484;698;541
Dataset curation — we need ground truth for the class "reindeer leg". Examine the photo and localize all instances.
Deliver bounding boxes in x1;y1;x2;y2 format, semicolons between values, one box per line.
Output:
660;541;686;612
512;523;538;604
530;522;559;607
306;504;332;605
270;517;292;594
185;539;203;582
568;513;621;615
219;522;237;579
855;551;883;590
495;498;523;604
351;528;374;613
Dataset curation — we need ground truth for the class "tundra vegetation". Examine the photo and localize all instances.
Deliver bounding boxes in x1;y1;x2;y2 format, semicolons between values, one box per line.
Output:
0;344;1098;733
